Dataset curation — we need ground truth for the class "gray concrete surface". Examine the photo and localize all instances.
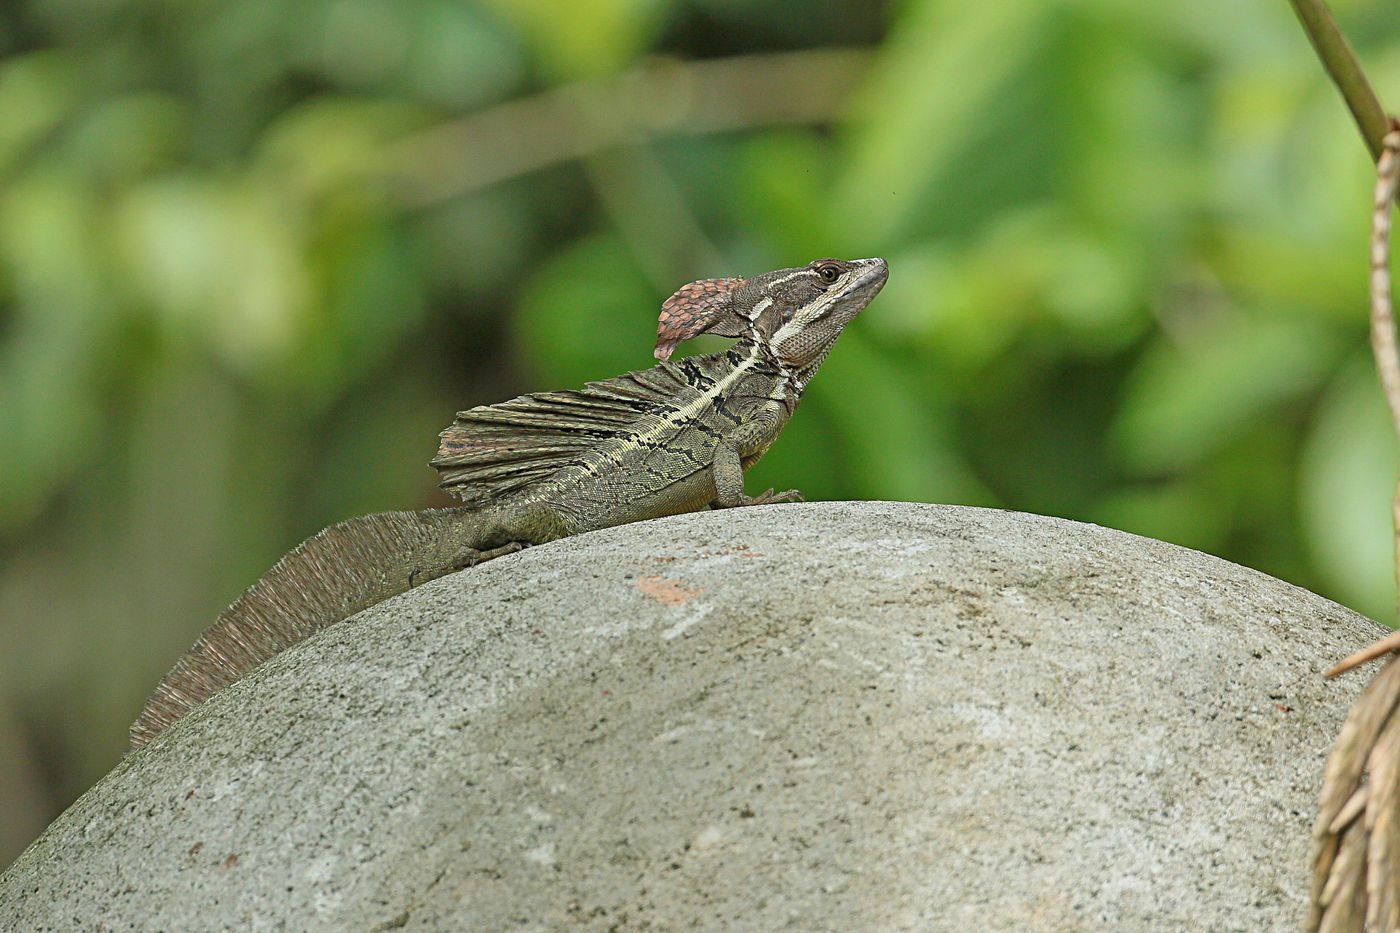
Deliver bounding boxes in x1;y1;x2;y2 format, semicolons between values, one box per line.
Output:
0;502;1385;931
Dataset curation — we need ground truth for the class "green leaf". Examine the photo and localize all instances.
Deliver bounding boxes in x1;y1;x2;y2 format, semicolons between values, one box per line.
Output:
514;234;658;386
1112;314;1345;473
0;52;80;175
800;328;991;505
835;0;1045;247
475;0;665;79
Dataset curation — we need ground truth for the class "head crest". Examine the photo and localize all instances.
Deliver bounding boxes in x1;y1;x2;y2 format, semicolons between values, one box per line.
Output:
654;276;747;361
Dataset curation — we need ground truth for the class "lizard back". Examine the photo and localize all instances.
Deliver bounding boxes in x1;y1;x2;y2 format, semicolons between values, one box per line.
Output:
432;343;791;531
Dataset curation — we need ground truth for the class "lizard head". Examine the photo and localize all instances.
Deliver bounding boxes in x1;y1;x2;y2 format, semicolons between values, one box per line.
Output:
750;257;887;383
653;257;888;374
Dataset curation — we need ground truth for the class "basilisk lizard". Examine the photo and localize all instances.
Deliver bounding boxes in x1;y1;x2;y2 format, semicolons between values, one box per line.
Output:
130;257;888;749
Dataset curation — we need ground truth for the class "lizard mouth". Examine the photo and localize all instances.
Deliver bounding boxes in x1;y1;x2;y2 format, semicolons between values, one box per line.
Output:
848;257;889;301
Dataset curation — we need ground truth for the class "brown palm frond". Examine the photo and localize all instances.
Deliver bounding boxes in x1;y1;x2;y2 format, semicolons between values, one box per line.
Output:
1310;657;1400;932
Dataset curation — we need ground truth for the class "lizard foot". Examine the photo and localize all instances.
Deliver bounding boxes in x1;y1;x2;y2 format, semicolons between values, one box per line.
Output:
462;540;527;568
742;488;804;506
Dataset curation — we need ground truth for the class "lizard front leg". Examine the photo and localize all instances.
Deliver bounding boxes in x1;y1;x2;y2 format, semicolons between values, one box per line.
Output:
711;409;803;508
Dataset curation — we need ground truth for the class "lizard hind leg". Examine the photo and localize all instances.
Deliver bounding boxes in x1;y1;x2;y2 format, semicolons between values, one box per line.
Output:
410;541;526;587
410;499;571;586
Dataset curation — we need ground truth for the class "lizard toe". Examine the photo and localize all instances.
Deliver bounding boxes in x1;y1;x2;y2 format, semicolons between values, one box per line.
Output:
742;488;803;506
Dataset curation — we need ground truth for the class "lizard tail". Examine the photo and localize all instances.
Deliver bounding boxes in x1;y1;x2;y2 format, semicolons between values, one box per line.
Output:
129;507;484;751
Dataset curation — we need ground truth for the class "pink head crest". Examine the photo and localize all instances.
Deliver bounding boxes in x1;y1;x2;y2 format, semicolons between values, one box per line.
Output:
654;276;747;361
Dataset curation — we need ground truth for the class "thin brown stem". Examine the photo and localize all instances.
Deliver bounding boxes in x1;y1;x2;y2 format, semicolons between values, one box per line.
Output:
1329;630;1400;679
1287;0;1390;161
1375;131;1400;631
1327;131;1400;684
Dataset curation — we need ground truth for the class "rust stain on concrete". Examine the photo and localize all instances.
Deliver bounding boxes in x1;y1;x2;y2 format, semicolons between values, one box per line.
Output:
633;575;704;607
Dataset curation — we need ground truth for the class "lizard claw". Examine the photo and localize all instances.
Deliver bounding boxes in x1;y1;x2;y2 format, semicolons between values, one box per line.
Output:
743;488;804;506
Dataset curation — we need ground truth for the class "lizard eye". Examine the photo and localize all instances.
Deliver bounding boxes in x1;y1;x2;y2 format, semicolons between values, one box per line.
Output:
817;264;840;284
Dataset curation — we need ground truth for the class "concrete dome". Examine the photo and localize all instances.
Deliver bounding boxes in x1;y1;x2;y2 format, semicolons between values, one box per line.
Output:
0;502;1379;931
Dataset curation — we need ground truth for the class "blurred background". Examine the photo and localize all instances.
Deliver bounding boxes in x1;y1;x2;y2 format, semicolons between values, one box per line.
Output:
1;0;1398;868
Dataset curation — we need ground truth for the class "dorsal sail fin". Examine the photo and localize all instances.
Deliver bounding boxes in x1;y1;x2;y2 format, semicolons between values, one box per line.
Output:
432;358;710;505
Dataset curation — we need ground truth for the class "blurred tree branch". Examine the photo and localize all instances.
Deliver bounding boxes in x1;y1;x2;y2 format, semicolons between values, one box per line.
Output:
384;47;872;208
1287;0;1390;161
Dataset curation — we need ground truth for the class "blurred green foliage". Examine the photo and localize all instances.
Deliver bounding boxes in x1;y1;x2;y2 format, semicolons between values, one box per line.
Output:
1;0;1397;867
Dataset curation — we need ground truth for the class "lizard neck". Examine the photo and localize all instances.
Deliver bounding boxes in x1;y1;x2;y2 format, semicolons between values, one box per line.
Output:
718;338;802;413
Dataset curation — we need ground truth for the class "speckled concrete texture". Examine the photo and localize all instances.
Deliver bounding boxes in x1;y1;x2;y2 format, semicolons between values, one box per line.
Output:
0;502;1384;931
